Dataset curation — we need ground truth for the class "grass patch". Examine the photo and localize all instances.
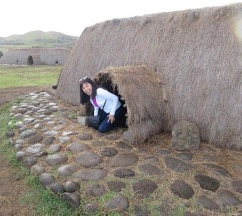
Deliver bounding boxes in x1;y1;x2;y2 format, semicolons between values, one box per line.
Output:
0;65;62;88
22;175;81;216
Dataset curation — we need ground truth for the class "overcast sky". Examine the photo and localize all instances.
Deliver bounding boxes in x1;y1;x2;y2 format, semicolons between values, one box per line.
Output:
1;0;240;37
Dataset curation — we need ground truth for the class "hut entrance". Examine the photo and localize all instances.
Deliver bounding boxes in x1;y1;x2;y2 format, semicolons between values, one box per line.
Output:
85;65;167;143
94;73;128;128
27;55;33;65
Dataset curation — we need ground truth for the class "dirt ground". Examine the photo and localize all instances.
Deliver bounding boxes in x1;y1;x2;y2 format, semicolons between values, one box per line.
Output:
0;86;47;216
0;86;47;107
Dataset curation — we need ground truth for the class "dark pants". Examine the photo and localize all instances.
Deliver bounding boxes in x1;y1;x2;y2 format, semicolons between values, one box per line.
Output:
98;105;123;133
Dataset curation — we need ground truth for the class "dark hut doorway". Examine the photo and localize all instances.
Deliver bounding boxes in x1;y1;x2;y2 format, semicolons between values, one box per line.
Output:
86;74;128;128
27;55;34;65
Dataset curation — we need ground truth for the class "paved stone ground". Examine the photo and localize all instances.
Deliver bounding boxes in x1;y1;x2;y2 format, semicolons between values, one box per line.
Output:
5;90;242;216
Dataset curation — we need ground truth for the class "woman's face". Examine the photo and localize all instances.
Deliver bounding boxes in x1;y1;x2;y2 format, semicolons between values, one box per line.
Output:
82;82;92;96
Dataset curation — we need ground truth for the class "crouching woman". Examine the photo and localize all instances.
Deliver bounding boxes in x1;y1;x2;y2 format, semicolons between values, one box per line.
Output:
79;77;123;133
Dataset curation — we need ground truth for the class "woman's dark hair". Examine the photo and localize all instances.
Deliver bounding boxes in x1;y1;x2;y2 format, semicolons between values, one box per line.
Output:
79;77;98;105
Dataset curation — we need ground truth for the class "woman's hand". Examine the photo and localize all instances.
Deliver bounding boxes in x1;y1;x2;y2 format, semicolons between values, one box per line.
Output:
108;114;115;123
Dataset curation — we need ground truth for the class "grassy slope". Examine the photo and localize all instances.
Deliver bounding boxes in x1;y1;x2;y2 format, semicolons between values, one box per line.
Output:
0;65;62;89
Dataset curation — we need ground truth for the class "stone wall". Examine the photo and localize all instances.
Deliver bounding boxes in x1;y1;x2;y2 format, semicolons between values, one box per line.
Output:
0;48;71;65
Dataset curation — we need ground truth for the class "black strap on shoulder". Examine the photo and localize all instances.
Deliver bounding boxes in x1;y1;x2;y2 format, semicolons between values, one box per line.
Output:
101;100;106;110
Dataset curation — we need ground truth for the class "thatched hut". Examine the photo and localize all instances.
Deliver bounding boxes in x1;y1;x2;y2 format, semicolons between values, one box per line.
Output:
56;3;242;149
93;65;169;144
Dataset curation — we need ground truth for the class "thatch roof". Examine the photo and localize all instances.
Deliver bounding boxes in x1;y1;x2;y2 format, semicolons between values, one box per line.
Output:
93;65;169;144
56;3;242;149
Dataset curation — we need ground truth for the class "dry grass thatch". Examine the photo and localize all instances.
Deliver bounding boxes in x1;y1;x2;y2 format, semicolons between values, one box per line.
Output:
56;3;242;149
93;65;169;144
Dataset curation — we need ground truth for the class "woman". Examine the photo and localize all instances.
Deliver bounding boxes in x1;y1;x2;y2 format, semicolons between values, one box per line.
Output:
79;77;122;133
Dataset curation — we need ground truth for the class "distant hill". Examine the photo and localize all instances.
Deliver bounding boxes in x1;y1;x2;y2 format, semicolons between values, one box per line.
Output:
0;30;79;52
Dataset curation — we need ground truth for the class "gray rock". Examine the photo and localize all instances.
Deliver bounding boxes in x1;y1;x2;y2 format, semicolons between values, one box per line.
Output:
198;195;220;210
43;136;55;145
45;154;68;166
26;143;44;154
77;116;87;126
144;156;159;164
159;149;172;155
110;153;139;167
62;192;80;209
58;136;71;144
177;152;193;160
50;182;64;194
75;151;102;168
27;134;44;144
172;120;200;151
35;151;48;157
133;179;158;198
164;156;192;172
18;127;27;134
139;164;162;176
39;173;55;186
20;129;37;139
194;174;220;192
114;168;135;178
14;113;23;119
22;156;37;168
86;184;106;197
63;180;80;193
170;180;194;199
31;101;40;106
44;130;58;136
15;121;24;128
202;163;231;177
62;131;77;136
48;143;61;153
232;180;242;194
105;194;129;211
16;151;26;160
49;106;58;112
69;142;89;153
15;139;24;145
31;164;45;176
218;189;242;206
23;117;35;124
100;147;118;157
43;117;52;121
57;164;77;177
46;121;56;126
14;144;23;150
77;133;93;140
34;123;43;129
74;169;108;181
17;108;27;114
25;111;34;115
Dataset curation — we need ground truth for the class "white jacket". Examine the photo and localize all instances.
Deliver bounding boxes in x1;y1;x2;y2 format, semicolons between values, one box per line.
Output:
90;88;121;116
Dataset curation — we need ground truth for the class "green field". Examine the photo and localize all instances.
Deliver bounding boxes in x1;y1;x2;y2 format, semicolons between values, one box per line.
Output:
0;65;62;88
